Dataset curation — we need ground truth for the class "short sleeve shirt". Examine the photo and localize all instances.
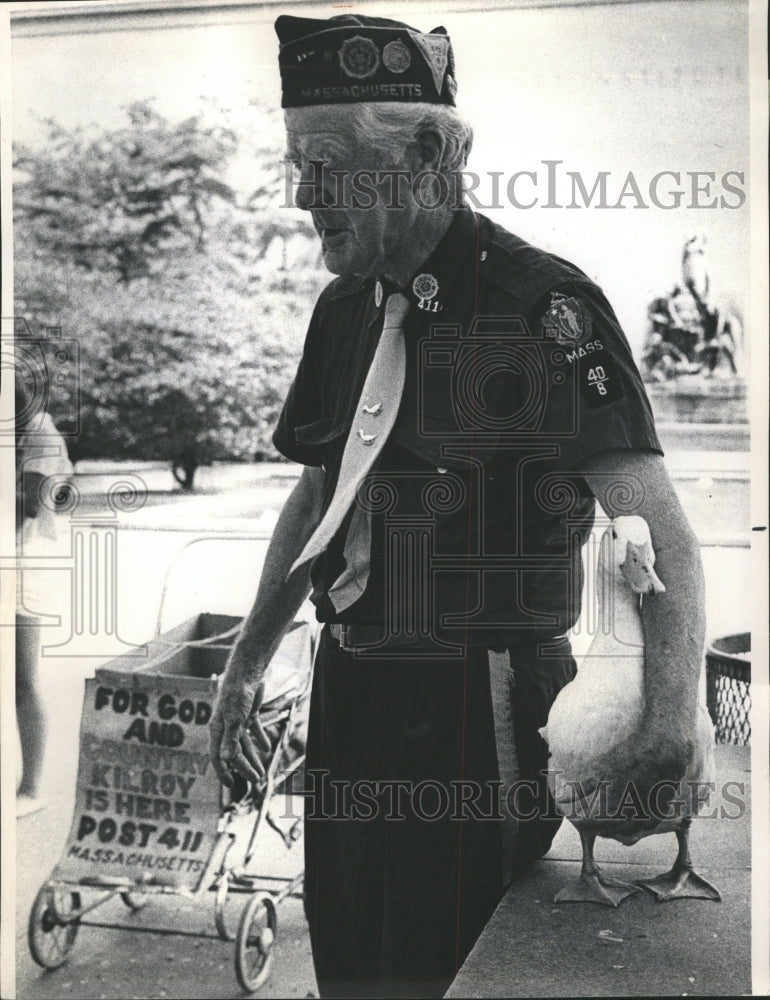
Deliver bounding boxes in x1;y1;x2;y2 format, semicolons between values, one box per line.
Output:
273;208;662;645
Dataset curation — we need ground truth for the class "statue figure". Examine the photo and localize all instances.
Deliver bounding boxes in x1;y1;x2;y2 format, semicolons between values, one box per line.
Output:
642;236;742;382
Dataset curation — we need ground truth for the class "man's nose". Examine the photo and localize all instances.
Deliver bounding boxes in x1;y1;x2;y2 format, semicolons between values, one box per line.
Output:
295;159;331;211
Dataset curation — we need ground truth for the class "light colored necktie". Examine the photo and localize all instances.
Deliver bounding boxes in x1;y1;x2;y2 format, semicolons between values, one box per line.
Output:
289;292;410;610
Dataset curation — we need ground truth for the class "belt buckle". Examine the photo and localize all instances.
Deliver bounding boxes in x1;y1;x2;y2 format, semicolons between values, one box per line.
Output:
332;623;354;651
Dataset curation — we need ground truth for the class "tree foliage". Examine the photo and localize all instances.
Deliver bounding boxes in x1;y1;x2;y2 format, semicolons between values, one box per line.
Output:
14;101;326;485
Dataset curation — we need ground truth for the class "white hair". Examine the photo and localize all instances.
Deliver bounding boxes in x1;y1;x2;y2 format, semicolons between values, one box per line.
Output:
349;102;474;177
285;103;473;178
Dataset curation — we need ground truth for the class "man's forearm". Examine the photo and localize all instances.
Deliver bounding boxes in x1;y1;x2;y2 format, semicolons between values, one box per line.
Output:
227;465;325;680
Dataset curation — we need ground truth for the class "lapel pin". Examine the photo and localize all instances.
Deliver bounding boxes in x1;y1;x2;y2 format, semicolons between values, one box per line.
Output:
413;273;441;313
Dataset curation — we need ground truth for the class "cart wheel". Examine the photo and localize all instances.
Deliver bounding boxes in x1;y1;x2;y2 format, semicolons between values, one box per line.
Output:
120;890;148;911
28;887;81;970
214;874;234;942
234;892;277;993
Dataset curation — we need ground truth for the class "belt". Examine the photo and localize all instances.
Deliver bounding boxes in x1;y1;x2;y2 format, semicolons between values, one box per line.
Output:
327;622;568;653
328;622;392;651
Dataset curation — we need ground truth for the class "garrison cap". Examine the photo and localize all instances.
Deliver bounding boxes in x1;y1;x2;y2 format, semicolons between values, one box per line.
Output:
275;13;457;108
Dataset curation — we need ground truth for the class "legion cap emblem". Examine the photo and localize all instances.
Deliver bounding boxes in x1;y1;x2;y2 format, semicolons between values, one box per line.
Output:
383;40;412;74
339;35;380;79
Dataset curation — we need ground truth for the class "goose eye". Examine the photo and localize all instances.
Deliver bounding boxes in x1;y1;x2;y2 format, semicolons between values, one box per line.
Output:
611;529;617;540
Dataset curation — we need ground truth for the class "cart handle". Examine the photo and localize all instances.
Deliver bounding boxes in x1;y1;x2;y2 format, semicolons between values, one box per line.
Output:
155;533;272;637
151;623;243;649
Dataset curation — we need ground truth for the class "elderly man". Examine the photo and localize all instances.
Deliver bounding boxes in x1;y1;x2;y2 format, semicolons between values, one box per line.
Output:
211;14;705;998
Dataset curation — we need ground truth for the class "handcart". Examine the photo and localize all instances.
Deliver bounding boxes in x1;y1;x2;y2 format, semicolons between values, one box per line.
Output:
28;536;318;994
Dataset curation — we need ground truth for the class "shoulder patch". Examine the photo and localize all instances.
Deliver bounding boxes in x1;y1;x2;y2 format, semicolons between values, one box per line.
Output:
541;294;593;346
578;353;625;408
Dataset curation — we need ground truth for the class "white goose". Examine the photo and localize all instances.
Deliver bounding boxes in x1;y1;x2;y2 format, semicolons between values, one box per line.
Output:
540;515;721;907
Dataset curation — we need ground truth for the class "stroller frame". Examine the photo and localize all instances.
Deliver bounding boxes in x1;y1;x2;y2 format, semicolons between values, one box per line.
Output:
28;535;317;994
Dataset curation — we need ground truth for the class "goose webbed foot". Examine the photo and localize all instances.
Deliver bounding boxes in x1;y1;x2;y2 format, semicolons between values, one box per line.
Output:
636;865;721;902
555;870;641;908
636;822;722;902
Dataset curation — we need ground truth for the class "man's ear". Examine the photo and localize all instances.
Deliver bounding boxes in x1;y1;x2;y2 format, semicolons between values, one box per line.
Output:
409;128;446;172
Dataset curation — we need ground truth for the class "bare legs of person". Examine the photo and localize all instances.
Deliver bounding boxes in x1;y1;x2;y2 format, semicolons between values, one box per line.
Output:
16;614;46;817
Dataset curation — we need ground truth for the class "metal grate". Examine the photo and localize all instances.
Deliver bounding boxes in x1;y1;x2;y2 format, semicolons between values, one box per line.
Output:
705;633;751;747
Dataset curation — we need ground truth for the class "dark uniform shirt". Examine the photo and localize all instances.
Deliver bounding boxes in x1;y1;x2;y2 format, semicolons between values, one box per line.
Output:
273;207;662;646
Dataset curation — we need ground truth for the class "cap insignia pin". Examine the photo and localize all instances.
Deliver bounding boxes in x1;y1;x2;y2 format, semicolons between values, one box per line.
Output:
383;40;412;74
339;36;380;80
358;429;377;445
362;402;382;415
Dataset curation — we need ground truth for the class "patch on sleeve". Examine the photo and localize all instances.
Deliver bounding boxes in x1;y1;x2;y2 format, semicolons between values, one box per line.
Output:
541;293;593;346
578;353;625;408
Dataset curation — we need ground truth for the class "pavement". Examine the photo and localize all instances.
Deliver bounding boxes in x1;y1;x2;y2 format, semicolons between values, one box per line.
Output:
10;457;754;999
446;746;751;998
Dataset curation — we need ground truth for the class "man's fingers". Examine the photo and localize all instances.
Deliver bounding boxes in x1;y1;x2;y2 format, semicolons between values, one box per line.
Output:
250;680;265;714
240;730;266;781
248;681;272;754
212;756;235;788
251;717;272;755
212;716;256;788
228;750;261;786
210;676;270;788
209;721;234;787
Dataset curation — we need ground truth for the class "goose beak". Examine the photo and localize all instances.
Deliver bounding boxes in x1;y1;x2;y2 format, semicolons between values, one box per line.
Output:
646;565;666;594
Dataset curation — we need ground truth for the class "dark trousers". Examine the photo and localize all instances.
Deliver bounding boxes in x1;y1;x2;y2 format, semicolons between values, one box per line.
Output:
303;631;576;999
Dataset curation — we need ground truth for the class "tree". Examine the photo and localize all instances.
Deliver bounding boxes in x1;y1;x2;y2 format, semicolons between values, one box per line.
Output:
14;102;238;282
14;102;326;485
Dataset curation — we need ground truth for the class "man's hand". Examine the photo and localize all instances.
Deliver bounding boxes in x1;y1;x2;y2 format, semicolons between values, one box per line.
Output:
207;466;324;788
209;672;272;787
